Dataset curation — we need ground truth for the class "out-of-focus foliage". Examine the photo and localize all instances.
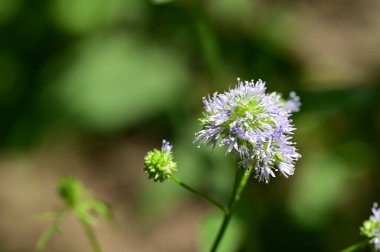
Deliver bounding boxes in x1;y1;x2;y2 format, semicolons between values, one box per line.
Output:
0;0;22;25
36;177;111;251
54;35;189;131
289;154;352;228
199;210;244;252
0;0;380;251
49;0;145;34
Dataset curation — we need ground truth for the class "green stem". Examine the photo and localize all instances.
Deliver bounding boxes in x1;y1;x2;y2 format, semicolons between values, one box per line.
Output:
340;240;369;252
36;207;67;251
80;220;103;252
210;166;253;252
170;175;226;213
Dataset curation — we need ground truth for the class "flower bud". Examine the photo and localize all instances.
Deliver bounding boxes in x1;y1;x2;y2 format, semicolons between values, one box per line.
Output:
58;176;83;207
143;140;177;182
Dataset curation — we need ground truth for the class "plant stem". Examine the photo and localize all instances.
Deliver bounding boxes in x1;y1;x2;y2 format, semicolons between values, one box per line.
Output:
170;175;226;213
210;165;253;252
340;240;369;252
36;207;67;251
80;220;103;252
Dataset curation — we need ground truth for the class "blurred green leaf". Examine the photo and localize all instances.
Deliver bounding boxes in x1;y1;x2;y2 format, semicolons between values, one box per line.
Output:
0;0;22;25
49;0;145;34
288;154;352;228
199;210;244;252
151;0;174;4
208;0;253;26
136;179;184;221
91;200;110;218
175;121;236;199
300;87;378;113
0;52;21;101
55;35;189;131
75;202;97;225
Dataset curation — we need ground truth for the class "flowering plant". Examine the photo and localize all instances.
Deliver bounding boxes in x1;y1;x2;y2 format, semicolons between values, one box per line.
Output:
36;177;111;252
144;78;301;251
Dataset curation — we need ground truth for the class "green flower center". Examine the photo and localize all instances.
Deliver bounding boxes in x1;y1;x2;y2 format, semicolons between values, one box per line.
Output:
144;149;177;182
224;97;275;133
361;219;380;238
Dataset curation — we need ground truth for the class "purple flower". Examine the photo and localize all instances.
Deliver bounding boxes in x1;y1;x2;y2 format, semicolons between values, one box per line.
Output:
194;78;301;183
162;139;173;152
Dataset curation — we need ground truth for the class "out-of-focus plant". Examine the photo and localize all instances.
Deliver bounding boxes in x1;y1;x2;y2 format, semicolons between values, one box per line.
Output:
143;78;301;251
36;177;112;252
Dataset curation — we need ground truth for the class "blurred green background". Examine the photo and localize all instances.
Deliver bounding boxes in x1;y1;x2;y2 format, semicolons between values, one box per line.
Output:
0;0;380;251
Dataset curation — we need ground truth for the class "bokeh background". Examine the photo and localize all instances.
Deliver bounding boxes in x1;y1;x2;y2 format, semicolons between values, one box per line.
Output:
1;0;380;251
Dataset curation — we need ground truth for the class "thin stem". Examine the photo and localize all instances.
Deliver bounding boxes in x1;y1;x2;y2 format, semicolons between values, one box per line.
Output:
80;220;103;252
210;166;254;252
171;175;226;213
36;207;67;251
341;240;369;252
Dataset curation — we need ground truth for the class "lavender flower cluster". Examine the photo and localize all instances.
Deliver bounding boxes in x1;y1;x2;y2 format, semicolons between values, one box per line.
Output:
194;78;301;183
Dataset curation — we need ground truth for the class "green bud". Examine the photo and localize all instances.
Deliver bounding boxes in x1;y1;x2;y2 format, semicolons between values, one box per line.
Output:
58;176;83;207
143;140;177;182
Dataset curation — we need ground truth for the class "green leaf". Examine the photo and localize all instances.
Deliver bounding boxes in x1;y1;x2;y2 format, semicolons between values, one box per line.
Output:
135;179;184;221
288;154;352;228
49;0;146;34
55;35;189;131
91;200;110;218
74;201;98;225
175;122;235;199
198;211;244;252
151;0;174;4
0;0;22;25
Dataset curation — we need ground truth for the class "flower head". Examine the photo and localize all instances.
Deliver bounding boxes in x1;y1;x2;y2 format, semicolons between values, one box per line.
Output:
361;203;380;250
194;78;301;183
144;140;177;182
